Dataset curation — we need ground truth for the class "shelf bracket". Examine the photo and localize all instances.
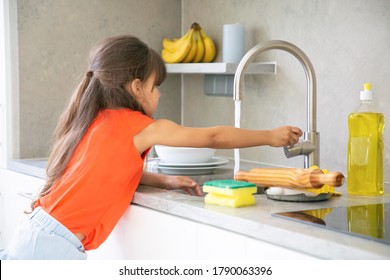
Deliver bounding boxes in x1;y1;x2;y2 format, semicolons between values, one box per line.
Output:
204;75;234;96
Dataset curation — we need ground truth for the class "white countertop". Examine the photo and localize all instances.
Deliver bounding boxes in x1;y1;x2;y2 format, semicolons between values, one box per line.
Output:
8;158;390;259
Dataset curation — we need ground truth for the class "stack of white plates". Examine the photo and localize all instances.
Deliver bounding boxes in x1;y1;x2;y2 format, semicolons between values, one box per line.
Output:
157;157;229;175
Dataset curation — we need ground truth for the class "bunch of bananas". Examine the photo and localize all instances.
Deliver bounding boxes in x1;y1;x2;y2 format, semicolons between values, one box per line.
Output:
162;22;216;63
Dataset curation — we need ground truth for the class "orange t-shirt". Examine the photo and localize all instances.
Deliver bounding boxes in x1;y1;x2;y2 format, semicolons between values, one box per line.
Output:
36;109;154;250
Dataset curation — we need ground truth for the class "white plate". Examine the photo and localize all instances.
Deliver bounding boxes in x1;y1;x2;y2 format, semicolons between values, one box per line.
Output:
158;165;225;175
158;156;229;168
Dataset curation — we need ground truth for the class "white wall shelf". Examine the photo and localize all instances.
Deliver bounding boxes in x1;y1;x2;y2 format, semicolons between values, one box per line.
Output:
166;62;277;96
166;62;277;75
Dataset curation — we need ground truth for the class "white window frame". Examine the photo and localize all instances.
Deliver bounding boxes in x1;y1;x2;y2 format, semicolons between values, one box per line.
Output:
0;0;18;168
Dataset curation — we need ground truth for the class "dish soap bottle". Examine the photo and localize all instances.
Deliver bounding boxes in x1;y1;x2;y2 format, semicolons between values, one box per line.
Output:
347;83;385;195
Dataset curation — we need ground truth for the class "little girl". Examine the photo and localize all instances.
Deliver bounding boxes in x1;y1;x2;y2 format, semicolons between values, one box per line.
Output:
0;35;302;259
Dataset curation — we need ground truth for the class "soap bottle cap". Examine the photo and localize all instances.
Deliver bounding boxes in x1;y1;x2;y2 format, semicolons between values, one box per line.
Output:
360;82;373;101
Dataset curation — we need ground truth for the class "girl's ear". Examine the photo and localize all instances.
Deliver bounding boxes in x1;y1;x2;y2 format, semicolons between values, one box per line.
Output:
126;79;142;98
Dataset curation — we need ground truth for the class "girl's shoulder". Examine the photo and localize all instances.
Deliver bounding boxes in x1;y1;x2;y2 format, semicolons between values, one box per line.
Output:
98;108;154;133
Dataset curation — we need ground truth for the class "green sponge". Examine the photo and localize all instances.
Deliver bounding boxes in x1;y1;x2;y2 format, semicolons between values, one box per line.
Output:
203;180;257;208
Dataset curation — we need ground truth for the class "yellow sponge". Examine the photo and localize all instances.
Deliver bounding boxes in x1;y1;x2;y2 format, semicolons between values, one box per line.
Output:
203;180;257;208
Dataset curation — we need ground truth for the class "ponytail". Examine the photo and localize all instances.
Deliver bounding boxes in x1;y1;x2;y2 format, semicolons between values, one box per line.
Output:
31;71;98;207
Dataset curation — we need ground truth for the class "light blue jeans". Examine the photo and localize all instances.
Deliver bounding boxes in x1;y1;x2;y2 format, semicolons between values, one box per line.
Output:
0;207;87;260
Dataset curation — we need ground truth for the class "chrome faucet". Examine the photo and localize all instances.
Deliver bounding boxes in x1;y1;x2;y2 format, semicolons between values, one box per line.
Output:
233;40;320;168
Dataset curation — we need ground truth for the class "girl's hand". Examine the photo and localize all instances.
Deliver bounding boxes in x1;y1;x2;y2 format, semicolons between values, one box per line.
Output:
163;175;202;196
140;171;202;196
269;126;303;147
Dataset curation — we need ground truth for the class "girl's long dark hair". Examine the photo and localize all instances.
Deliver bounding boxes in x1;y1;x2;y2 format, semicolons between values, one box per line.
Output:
31;36;166;210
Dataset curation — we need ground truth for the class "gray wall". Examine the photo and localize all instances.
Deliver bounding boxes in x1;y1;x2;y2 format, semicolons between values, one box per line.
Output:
14;0;389;181
182;0;390;180
15;0;182;158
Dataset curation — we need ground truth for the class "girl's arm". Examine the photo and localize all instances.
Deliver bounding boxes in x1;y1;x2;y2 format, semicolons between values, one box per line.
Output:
134;119;303;153
140;171;202;196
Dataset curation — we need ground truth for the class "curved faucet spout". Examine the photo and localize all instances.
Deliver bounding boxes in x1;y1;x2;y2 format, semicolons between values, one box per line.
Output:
233;40;319;168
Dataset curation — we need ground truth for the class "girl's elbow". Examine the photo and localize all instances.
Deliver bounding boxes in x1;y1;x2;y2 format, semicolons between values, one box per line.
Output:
208;130;229;148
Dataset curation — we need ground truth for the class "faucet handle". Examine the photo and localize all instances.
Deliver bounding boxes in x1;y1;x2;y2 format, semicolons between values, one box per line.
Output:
284;140;315;158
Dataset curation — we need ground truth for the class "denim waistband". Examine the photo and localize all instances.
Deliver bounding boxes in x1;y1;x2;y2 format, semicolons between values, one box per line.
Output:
31;207;84;251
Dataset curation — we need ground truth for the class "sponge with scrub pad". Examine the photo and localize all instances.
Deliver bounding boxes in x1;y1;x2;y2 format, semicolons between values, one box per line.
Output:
203;180;257;208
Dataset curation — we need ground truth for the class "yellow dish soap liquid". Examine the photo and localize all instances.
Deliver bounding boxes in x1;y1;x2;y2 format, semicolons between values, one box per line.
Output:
347;83;385;195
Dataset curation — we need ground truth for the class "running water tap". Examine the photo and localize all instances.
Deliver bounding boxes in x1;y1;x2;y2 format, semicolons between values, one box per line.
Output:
233;40;320;175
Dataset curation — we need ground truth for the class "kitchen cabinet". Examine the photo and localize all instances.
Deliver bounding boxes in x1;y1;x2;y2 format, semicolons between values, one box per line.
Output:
87;204;317;260
0;169;44;248
0;190;3;247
